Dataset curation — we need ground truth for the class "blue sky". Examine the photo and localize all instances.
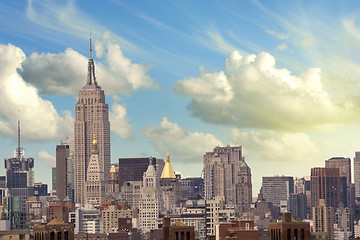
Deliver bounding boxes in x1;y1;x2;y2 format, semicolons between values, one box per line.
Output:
1;0;360;195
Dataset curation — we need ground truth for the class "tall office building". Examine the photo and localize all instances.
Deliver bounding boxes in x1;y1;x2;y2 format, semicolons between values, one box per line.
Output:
325;157;351;184
354;152;360;199
139;158;162;234
4;120;34;208
203;145;244;205
56;136;74;201
160;153;181;214
311;167;340;209
118;157;164;187
74;39;110;205
237;160;252;213
325;157;351;207
313;199;335;240
288;193;307;220
261;176;294;206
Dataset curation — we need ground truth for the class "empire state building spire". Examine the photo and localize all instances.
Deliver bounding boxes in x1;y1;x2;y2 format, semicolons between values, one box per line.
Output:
84;33;100;89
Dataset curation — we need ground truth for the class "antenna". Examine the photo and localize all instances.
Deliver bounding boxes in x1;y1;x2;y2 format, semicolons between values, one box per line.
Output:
17;109;21;158
17;109;20;150
90;29;92;59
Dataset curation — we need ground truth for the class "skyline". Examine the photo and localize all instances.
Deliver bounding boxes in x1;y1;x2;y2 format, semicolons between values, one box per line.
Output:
1;0;360;195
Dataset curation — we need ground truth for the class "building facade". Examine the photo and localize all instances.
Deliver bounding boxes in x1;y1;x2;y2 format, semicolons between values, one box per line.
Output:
237;161;252;213
138;158;162;234
85;137;105;206
74;39;110;206
203;145;244;205
261;176;294;206
311;168;340;209
56;137;74;202
160;153;181;214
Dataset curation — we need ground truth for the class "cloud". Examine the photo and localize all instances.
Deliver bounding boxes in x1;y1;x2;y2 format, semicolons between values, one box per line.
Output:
0;44;73;141
26;0;134;50
142;117;222;163
227;129;322;163
36;151;56;166
110;102;134;140
175;50;360;131
342;15;360;40
18;32;157;97
265;30;290;40
196;27;238;55
275;44;288;51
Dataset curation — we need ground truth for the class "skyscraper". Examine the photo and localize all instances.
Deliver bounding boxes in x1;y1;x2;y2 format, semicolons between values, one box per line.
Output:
139;158;162;234
312;199;334;240
237;160;252;213
311;167;340;209
4;120;34;201
354;152;360;199
74;38;110;205
261;176;294;206
160;153;181;214
56;136;74;201
203;145;244;205
325;157;351;207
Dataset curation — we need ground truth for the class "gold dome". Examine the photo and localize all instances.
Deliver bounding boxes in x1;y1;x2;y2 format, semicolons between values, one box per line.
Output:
93;136;97;145
161;153;176;178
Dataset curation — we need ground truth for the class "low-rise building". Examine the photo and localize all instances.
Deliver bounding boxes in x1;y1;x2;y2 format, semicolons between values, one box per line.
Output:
269;212;310;240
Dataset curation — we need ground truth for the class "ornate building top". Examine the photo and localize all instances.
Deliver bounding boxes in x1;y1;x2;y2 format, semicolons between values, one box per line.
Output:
160;153;176;179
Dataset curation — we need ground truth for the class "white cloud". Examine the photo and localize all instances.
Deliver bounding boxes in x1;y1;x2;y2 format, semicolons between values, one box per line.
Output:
0;44;73;141
275;44;288;51
175;50;360;131
342;15;360;40
265;30;290;40
19;32;158;97
227;129;322;163
110;103;134;140
36;151;56;166
143;117;222;163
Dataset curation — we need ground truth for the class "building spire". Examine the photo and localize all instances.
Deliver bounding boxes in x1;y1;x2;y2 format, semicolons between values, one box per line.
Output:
90;29;92;59
16;109;23;158
17;110;20;150
83;30;100;90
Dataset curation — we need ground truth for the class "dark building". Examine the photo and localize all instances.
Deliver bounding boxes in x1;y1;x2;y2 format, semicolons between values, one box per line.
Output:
46;202;75;223
5;196;27;230
56;144;70;201
107;218;141;240
269;212;310;240
288;193;307;220
34;218;74;240
180;177;204;201
311;167;340;208
4;121;34;230
162;217;195;240
325;157;351;208
118;157;164;186
216;220;259;240
34;183;48;196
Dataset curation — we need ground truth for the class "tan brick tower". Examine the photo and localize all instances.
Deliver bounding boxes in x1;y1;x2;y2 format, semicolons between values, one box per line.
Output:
74;37;110;205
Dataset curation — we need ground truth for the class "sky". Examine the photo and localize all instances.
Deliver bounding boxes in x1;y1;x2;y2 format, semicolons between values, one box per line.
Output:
1;0;360;196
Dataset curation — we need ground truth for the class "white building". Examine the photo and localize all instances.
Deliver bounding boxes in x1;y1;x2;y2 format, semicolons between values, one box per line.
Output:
205;195;236;237
69;206;101;234
138;158;162;234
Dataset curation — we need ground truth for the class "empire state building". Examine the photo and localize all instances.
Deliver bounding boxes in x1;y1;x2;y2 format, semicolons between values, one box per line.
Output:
74;38;110;205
